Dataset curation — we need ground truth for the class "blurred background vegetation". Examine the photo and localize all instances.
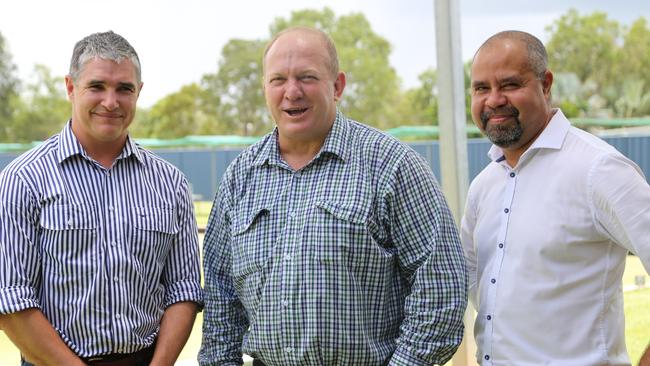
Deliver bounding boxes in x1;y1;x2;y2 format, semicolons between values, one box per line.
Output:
1;7;650;144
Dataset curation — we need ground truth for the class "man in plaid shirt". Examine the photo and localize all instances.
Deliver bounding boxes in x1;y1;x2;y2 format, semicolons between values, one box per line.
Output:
199;26;467;366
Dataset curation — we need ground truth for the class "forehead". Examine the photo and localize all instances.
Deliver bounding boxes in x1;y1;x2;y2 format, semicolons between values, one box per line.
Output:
264;31;329;71
78;57;138;83
471;40;533;81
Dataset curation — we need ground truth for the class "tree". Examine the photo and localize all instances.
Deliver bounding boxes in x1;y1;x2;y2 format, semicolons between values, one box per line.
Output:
619;17;650;89
0;31;20;141
545;9;619;87
202;39;269;136
7;64;69;142
395;68;438;125
132;83;224;139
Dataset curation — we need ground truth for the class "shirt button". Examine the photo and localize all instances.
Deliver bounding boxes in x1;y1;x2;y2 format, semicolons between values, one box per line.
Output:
498;243;504;248
487;315;492;320
285;347;294;354
485;354;490;360
284;254;292;261
116;314;121;319
509;172;515;177
504;208;509;213
67;219;73;226
282;300;289;307
111;241;117;247
113;276;119;282
491;278;496;284
109;206;115;212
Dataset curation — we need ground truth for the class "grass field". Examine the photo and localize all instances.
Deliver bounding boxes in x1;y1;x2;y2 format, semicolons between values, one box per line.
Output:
1;201;648;365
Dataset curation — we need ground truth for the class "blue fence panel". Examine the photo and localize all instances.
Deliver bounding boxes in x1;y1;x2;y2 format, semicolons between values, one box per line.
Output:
2;135;649;201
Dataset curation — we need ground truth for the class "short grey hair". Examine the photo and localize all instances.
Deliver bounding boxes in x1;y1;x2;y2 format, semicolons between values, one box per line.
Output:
69;31;141;83
476;30;548;79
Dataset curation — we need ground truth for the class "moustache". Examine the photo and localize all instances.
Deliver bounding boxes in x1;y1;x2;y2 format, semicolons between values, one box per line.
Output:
480;106;520;126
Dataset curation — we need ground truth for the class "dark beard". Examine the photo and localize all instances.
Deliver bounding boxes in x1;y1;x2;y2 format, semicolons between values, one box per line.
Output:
480;106;523;148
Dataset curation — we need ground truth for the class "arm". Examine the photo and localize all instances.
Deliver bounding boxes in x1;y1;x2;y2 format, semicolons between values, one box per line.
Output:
640;343;650;366
198;169;248;366
460;186;479;309
0;309;85;366
150;301;199;366
0;173;83;365
154;177;203;365
386;152;468;366
589;154;650;274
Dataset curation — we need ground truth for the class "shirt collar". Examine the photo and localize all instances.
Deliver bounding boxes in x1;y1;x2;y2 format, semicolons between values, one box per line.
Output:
487;108;570;162
57;120;143;165
253;110;350;167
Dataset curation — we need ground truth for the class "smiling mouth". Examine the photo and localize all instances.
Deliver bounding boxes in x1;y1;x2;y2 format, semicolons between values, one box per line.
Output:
284;107;308;117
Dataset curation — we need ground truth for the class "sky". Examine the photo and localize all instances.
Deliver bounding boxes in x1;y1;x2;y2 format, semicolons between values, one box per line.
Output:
1;0;649;107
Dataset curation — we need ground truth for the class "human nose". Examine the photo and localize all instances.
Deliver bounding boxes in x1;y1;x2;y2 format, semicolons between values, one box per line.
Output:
101;90;119;110
485;89;507;109
284;79;303;101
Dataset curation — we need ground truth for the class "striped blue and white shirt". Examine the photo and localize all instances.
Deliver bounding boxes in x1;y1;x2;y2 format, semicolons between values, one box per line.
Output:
199;112;467;366
0;121;203;357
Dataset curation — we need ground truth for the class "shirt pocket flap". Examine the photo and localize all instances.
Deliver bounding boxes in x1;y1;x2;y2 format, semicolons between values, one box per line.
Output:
233;207;270;236
40;204;96;230
133;207;179;234
315;200;366;224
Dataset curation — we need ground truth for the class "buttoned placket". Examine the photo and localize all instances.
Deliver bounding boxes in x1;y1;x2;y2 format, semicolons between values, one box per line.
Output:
482;166;517;364
279;169;305;361
101;165;128;351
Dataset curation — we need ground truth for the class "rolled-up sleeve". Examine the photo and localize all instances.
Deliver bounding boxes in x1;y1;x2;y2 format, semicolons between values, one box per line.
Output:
162;176;204;307
0;171;42;314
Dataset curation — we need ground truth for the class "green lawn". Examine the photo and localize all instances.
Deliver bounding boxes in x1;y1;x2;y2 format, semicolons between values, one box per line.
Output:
1;205;648;366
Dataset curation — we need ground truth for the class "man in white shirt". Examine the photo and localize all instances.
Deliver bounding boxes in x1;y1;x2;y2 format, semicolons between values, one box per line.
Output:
461;30;650;365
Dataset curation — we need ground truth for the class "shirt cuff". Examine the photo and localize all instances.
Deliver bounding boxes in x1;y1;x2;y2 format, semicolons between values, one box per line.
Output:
164;280;204;309
0;286;41;314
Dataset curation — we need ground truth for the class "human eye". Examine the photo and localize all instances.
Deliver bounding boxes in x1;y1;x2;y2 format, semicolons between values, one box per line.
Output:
118;84;136;93
501;79;522;90
87;82;104;91
472;85;488;94
301;74;318;81
268;76;286;85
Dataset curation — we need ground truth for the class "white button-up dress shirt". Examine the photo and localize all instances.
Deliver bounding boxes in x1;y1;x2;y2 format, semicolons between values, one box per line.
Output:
461;109;650;365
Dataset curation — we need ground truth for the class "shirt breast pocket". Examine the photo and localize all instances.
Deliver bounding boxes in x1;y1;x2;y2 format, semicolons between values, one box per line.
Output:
230;207;271;298
310;200;381;268
39;204;97;276
130;206;178;272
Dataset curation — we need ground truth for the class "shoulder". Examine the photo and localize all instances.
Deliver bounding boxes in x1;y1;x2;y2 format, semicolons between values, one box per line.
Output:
344;118;419;169
1;135;60;179
135;146;188;185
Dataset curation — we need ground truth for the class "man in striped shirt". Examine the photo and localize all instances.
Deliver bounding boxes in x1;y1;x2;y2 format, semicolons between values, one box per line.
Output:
199;26;467;366
0;31;203;365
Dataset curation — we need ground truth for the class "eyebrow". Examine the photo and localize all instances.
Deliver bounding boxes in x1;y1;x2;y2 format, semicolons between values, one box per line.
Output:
86;80;136;90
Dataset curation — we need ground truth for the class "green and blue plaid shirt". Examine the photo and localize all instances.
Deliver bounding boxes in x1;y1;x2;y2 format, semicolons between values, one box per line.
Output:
199;112;467;366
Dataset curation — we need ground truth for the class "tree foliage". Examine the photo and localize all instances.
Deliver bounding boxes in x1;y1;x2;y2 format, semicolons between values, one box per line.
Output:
547;10;650;117
7;64;69;142
0;31;20;140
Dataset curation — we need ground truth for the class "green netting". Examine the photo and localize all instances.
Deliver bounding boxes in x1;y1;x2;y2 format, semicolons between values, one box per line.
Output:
386;125;481;139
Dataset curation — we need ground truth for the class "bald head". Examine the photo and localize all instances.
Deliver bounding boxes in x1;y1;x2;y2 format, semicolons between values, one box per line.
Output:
474;30;548;80
263;26;339;80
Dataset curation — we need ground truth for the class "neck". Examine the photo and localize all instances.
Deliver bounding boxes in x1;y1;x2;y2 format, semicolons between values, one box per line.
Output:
278;135;326;171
